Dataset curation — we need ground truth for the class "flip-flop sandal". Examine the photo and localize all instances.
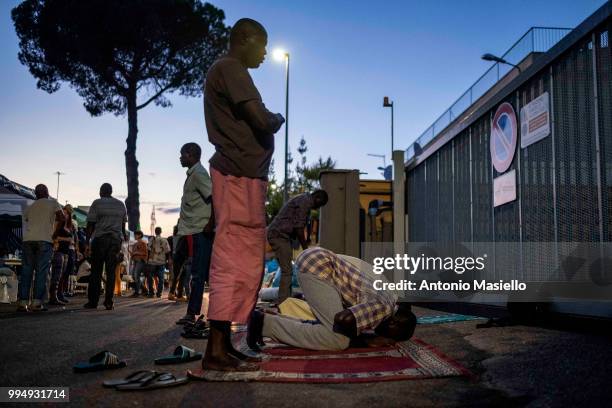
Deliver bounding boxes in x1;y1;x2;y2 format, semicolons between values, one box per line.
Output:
103;370;158;388
116;372;189;390
73;351;127;373
181;327;210;339
154;345;203;365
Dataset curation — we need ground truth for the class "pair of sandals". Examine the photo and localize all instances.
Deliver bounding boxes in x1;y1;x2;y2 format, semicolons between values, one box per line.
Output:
74;346;203;373
74;347;203;391
181;315;210;339
103;370;188;391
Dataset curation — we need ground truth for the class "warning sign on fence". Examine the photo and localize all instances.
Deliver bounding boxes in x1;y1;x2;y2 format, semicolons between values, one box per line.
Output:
520;92;550;149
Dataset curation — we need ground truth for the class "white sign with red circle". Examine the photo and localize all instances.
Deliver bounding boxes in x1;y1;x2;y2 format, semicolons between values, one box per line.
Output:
490;102;518;173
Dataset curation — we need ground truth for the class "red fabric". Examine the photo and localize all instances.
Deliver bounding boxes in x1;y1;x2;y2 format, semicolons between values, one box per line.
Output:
207;167;267;324
254;338;471;383
189;333;471;383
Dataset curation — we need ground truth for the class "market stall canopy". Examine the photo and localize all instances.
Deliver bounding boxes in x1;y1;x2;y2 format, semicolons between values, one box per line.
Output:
73;207;88;228
0;189;32;218
0;174;35;200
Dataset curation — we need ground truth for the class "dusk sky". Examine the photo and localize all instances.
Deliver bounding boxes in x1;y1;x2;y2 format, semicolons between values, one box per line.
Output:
0;0;606;234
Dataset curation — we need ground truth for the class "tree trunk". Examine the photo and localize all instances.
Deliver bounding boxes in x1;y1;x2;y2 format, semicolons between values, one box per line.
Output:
125;90;140;232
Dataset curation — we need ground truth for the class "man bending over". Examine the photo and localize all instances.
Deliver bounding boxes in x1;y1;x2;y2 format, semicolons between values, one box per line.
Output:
247;247;417;351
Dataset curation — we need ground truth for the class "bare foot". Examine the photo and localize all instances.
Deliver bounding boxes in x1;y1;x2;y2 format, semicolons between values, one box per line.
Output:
202;352;259;372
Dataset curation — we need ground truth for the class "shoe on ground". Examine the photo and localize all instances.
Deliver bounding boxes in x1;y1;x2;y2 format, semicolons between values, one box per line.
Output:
130;293;140;298
156;294;162;298
103;301;114;310
83;302;97;309
16;304;28;312
147;293;154;298
30;304;48;312
177;296;188;302
176;314;196;325
186;315;208;331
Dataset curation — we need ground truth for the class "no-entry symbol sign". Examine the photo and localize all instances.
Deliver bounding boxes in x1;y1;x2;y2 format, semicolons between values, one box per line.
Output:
490;102;518;173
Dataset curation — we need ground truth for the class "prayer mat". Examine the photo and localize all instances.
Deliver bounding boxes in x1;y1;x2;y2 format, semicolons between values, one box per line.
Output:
417;314;486;325
188;332;470;383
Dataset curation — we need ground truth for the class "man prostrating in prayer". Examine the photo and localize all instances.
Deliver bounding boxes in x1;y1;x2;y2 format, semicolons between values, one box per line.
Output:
201;18;284;372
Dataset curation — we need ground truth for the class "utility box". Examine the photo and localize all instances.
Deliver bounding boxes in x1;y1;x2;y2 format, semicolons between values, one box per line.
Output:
319;170;360;257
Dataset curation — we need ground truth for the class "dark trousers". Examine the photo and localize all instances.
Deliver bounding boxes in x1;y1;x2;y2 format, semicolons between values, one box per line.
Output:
88;234;121;306
170;236;189;296
59;249;76;294
132;260;146;295
186;232;213;316
148;264;165;296
50;251;67;296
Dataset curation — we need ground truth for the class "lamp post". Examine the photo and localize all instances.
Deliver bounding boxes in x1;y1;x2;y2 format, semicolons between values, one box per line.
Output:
274;49;290;203
481;53;522;73
367;153;387;177
54;171;65;201
383;96;394;158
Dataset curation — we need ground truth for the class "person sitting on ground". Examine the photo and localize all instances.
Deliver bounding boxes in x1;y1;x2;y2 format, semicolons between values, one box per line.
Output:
129;230;148;297
267;190;328;304
247;247;417;351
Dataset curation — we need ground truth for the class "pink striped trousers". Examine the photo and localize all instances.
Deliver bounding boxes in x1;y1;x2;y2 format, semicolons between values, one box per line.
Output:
207;167;267;324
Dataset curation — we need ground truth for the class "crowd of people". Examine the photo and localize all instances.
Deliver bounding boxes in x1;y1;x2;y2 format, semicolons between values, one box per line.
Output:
15;17;416;373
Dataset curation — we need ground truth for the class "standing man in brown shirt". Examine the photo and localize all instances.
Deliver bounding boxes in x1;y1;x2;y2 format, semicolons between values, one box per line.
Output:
202;18;284;372
267;190;328;304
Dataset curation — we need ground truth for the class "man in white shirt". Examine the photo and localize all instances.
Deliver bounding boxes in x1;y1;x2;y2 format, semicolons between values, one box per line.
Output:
175;143;214;325
19;184;63;311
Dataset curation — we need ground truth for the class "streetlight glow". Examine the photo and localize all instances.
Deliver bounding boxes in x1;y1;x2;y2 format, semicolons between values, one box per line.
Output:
273;49;288;61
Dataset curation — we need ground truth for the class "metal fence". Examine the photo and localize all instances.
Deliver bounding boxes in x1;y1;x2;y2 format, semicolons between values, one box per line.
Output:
406;27;572;160
406;11;612;284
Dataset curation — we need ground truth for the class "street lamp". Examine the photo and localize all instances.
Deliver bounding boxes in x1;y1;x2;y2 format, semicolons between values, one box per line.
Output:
54;171;65;201
481;53;522;73
367;153;386;177
274;48;290;203
383;96;394;158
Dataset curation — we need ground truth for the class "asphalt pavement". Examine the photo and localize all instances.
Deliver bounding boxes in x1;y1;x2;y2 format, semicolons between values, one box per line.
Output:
1;295;611;407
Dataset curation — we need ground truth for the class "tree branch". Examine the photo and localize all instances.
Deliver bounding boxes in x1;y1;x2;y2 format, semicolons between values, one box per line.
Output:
136;82;175;110
135;56;205;110
140;49;176;81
